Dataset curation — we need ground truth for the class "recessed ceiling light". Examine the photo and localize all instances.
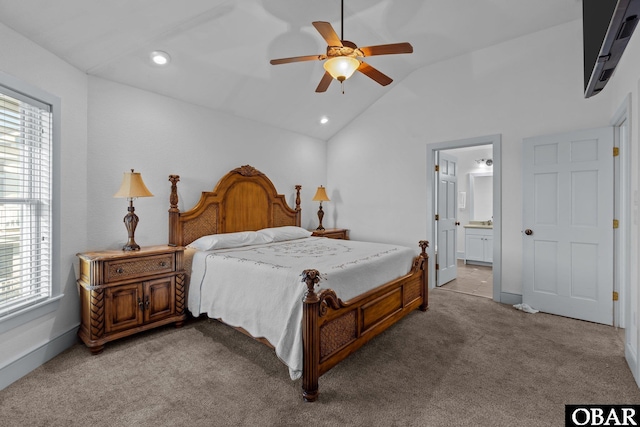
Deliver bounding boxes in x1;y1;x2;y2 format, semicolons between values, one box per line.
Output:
320;116;329;124
150;51;171;66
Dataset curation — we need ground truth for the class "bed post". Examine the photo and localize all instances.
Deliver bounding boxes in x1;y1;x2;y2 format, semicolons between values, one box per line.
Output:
301;269;321;402
418;240;430;311
295;185;302;227
168;175;180;246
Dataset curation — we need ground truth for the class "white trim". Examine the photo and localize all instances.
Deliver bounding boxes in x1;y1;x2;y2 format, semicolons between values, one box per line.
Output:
611;93;637;385
0;324;79;390
0;294;63;335
611;94;632;329
426;134;503;302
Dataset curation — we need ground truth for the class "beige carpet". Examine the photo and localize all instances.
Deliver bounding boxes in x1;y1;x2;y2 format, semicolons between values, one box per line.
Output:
1;288;639;427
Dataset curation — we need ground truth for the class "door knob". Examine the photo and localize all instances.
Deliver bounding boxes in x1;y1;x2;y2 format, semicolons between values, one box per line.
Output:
524;229;533;236
455;221;460;226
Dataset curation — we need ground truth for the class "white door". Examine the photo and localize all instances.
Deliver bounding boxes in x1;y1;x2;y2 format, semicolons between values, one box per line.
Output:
437;152;458;286
522;127;613;325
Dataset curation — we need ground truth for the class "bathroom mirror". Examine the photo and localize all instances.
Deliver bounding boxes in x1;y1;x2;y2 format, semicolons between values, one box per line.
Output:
469;172;493;221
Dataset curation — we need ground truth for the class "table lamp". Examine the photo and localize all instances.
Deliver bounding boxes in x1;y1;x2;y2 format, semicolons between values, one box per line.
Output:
113;169;154;251
312;186;330;231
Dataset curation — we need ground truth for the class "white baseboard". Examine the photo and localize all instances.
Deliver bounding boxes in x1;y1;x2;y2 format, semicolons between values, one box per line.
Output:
0;325;79;390
626;341;639;388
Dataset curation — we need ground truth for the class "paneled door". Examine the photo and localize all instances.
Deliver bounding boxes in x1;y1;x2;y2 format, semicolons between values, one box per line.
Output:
437;152;458;286
522;127;613;325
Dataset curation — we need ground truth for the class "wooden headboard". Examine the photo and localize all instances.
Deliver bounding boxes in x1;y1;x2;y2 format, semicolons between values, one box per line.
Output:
168;165;301;246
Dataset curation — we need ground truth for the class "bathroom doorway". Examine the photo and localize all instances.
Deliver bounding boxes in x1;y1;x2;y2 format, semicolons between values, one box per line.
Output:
440;144;494;298
427;135;502;302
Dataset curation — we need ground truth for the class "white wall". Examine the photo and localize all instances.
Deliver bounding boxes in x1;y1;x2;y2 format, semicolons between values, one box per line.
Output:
326;19;614;295
0;23;88;385
85;77;327;252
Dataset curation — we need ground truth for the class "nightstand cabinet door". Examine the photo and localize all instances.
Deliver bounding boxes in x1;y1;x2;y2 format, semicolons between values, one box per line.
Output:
105;283;144;334
144;276;176;323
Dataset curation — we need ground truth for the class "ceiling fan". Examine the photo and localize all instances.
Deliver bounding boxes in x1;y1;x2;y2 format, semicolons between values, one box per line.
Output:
269;0;413;93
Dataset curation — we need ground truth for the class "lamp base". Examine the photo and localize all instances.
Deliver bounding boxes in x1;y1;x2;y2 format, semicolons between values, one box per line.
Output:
316;204;325;231
122;241;140;251
122;203;141;251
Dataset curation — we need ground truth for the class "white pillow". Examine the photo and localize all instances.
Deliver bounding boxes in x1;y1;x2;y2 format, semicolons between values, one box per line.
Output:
257;226;312;242
187;231;270;251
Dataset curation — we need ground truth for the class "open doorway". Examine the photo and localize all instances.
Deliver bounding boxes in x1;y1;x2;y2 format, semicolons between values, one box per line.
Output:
439;145;494;298
426;134;502;302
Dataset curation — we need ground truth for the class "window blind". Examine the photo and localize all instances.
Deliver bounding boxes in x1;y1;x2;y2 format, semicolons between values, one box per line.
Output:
0;86;52;317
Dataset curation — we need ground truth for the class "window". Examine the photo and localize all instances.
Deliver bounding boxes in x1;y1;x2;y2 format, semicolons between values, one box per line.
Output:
0;84;52;318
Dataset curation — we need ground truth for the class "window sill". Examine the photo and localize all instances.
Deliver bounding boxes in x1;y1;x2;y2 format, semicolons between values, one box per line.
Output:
0;295;64;335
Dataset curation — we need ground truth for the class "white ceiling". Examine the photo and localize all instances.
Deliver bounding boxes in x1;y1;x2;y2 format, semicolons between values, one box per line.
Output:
0;0;582;140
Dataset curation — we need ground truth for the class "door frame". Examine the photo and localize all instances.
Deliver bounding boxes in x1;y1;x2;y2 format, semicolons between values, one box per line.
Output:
426;134;502;301
612;93;631;329
611;93;636;385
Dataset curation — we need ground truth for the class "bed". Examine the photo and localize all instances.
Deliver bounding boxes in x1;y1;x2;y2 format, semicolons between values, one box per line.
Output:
168;165;429;401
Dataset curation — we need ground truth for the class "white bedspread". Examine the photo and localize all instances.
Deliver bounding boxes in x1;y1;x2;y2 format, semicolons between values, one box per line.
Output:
188;236;415;380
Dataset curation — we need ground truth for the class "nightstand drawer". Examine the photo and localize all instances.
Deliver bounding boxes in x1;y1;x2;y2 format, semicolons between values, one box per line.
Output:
104;253;175;283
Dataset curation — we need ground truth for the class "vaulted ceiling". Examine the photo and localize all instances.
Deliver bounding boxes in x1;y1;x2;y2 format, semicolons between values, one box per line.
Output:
0;0;582;140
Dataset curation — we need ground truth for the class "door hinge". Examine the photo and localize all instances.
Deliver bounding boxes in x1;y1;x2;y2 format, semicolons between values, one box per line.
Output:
435;263;439;270
435;164;440;172
613;291;619;301
435;214;439;221
613;147;620;157
613;219;619;229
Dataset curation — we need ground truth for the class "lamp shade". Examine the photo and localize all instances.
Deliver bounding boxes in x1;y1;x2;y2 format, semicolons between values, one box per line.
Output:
323;57;360;82
312;186;330;202
114;170;154;199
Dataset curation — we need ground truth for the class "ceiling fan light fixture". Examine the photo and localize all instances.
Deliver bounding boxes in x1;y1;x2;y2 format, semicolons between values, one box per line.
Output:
323;56;360;82
269;0;413;93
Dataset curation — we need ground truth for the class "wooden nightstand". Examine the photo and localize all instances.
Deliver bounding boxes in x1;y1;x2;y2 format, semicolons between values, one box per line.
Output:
76;245;187;354
311;228;349;240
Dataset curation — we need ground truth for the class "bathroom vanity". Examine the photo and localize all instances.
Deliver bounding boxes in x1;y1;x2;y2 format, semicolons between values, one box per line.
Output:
464;221;493;265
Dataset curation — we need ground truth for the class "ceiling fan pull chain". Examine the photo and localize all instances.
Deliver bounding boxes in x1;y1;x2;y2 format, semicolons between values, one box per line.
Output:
341;80;345;94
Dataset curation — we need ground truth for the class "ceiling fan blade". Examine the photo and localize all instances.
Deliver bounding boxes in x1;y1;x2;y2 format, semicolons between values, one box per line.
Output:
312;21;343;47
270;54;326;65
315;71;333;93
359;42;414;57
357;62;393;86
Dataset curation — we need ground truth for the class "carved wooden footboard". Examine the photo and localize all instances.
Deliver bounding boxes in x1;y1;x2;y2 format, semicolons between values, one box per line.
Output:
300;241;429;401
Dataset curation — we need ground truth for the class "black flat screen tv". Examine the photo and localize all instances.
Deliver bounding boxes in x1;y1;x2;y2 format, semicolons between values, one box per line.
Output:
583;0;640;98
